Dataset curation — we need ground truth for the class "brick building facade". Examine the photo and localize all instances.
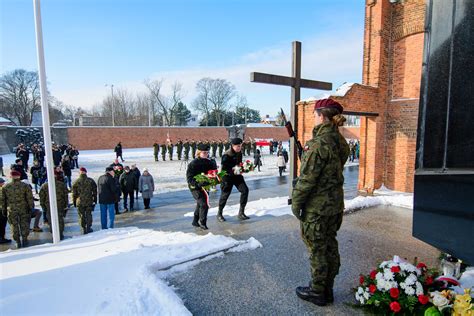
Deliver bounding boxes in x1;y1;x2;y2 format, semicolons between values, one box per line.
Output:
297;0;426;193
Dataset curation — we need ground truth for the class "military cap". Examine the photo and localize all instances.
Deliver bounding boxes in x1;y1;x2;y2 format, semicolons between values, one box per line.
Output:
79;167;87;172
231;138;243;145
197;143;210;151
314;98;344;114
10;170;21;178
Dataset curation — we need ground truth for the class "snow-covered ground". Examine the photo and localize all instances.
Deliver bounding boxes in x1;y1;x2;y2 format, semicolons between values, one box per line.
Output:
0;227;262;315
1;147;359;193
184;188;413;218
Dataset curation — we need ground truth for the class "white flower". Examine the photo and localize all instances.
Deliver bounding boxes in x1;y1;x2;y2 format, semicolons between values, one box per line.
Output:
405;273;417;286
400;282;406;290
384;270;395;281
430;291;449;308
415;282;424;296
375;272;384;281
404;286;415;296
358;287;364;294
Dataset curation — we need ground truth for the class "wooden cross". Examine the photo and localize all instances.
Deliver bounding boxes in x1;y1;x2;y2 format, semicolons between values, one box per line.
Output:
250;41;332;185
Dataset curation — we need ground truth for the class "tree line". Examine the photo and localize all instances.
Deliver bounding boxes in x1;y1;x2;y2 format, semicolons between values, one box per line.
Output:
0;69;264;127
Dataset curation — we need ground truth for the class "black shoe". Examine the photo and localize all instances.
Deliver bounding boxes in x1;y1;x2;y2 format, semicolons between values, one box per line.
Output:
87;228;94;233
115;211;121;215
123;208;129;213
217;214;226;222
22;240;29;247
198;220;208;230
192;221;200;227
237;213;250;220
296;286;327;306
16;241;22;248
0;238;12;244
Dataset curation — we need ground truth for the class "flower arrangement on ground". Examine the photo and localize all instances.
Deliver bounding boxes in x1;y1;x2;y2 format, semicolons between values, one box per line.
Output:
193;169;227;191
353;256;474;315
232;160;255;175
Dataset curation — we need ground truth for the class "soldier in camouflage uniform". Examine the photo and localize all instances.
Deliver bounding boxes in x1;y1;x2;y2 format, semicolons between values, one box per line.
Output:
160;143;167;161
191;140;197;159
211;141;218;158
176;139;183;160
0;170;34;247
40;170;69;240
224;140;231;151
183;139;191;160
153;142;159;162
72;167;97;234
218;140;224;158
292;99;349;306
167;141;174;160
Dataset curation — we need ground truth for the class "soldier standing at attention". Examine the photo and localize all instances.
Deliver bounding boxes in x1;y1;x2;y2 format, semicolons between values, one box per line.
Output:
40;170;69;240
218;139;224;158
72;167;97;234
153;141;159;162
292;98;349;306
191;140;197;159
211;140;218;158
160;142;167;161
168;140;174;161
217;138;250;222
183;139;191;160
1;171;34;247
0;178;12;244
177;139;184;160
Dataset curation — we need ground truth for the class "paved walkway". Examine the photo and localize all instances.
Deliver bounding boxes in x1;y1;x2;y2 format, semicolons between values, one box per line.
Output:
1;166;440;315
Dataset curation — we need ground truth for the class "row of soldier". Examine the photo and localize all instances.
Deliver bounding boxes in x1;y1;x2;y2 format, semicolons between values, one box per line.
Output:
151;139;280;161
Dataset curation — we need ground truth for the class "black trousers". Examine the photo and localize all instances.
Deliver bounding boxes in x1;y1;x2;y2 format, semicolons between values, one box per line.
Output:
123;191;134;210
143;198;150;209
191;189;209;224
0;212;8;239
218;176;249;213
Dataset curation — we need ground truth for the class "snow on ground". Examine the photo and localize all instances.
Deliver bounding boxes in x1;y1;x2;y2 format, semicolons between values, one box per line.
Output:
184;188;412;218
0;227;261;315
1;146;359;193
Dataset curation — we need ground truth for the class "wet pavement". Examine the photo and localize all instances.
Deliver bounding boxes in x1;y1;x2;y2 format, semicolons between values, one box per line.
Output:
0;165;440;315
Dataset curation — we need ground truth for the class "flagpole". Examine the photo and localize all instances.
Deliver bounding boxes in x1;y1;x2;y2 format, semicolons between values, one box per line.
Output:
33;0;61;244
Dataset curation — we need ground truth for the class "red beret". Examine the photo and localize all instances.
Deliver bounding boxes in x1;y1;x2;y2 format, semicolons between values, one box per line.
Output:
79;167;87;173
10;170;21;178
314;98;344;114
54;170;63;177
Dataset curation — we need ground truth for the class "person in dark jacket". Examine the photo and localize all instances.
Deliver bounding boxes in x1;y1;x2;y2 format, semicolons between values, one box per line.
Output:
16;145;29;171
253;149;262;172
131;164;141;199
97;167;119;229
61;156;72;190
119;166;137;212
114;142;124;162
186;143;217;230
52;145;62;166
30;160;45;194
217;138;250;222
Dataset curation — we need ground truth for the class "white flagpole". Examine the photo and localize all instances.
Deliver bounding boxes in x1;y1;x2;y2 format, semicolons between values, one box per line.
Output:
33;0;61;244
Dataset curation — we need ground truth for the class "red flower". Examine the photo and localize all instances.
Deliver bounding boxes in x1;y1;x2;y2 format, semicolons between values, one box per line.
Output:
425;276;433;285
391;266;401;273
359;276;365;285
390;288;400;299
417;262;427;270
418;294;429;305
370;270;377;280
390;301;401;313
246;160;251;163
369;284;377;293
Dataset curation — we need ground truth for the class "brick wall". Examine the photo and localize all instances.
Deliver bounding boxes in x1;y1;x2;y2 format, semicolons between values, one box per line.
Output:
67;127;289;150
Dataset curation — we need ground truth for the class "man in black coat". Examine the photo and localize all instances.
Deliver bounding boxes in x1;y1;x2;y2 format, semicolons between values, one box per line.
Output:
186;144;217;230
131;164;141;199
217;137;250;222
97;167;120;229
114;142;124;162
11;159;28;180
119;166;137;212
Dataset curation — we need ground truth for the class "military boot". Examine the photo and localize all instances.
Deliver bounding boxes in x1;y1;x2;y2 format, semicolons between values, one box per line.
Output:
237;208;250;220
217;210;226;222
296;286;327;306
198;219;208;230
325;280;334;303
192;214;200;227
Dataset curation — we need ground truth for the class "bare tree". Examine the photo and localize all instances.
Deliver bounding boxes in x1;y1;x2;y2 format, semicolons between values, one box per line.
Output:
169;81;186;125
136;92;154;126
192;78;213;126
144;78;172;126
0;69;41;125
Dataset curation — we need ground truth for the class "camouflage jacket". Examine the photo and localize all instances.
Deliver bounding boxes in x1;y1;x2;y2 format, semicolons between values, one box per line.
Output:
1;179;34;215
72;174;98;207
39;179;69;213
292;122;350;218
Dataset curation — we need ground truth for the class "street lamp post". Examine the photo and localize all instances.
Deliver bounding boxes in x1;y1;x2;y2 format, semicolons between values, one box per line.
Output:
105;84;115;126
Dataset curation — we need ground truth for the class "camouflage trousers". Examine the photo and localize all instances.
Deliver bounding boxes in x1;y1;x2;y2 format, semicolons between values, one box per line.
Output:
46;209;65;235
7;210;31;242
300;212;343;293
77;206;93;233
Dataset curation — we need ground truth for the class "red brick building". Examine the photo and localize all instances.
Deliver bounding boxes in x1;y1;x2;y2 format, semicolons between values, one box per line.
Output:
297;0;426;193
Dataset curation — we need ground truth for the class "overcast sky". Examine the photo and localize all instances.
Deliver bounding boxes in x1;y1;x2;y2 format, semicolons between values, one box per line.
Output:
1;0;365;116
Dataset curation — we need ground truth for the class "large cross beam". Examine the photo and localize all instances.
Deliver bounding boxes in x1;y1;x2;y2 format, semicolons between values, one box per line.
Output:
250;41;332;188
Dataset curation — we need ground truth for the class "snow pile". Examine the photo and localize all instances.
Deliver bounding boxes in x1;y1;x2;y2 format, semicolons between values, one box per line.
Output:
458;267;474;293
0;227;261;315
184;188;412;219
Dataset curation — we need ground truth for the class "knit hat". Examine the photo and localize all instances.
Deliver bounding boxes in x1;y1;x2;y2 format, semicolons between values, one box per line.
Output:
231;138;243;145
79;167;87;173
314;98;344;114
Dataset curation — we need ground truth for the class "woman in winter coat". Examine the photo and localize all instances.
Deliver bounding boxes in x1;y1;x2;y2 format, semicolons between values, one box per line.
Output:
139;168;154;209
277;152;286;176
253;149;263;172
